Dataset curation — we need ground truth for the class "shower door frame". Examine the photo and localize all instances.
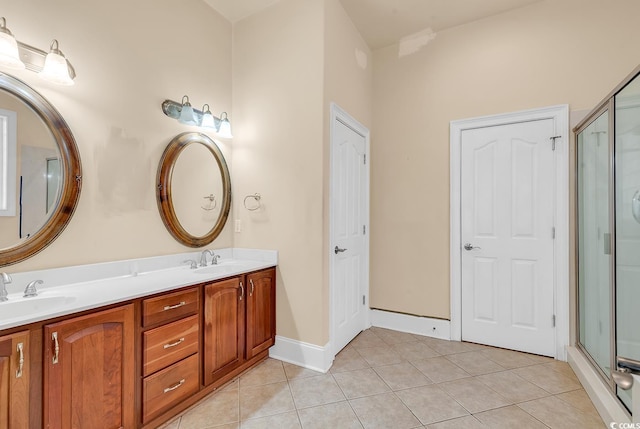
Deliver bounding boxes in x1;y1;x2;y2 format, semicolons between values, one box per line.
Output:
574;64;640;410
574;100;616;392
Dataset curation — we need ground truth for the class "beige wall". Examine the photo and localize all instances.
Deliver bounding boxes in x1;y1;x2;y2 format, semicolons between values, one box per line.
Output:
232;0;326;345
2;0;234;272
232;0;372;346
370;0;640;319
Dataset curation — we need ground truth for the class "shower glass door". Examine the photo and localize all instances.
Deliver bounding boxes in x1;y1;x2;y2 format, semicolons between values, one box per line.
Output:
615;73;640;410
577;108;612;378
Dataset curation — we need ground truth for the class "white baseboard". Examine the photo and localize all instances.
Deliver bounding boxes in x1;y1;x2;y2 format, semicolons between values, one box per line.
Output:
270;311;452;374
370;309;451;340
567;346;630;424
269;335;333;373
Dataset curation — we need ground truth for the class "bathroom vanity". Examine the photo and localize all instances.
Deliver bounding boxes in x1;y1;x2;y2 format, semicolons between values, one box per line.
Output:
0;249;277;429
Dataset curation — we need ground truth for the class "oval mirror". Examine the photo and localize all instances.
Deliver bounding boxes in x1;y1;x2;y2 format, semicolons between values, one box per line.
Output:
157;132;231;247
0;73;82;266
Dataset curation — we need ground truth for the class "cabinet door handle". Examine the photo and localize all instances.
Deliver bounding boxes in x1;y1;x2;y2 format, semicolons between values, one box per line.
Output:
52;332;59;364
16;342;24;378
249;279;255;297
239;282;244;301
163;379;185;393
163;301;186;311
163;338;185;349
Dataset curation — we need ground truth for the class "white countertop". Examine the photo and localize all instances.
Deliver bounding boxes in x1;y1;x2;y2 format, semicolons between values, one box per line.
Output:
0;248;277;331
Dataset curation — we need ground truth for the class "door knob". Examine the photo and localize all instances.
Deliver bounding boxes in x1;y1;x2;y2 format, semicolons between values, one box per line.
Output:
334;246;347;254
463;243;481;251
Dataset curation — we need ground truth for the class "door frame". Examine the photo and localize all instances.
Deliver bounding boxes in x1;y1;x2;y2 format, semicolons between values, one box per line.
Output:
329;102;371;357
449;105;569;360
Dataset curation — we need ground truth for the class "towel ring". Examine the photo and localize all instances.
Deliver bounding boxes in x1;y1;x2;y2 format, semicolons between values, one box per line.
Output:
243;193;261;211
201;194;217;211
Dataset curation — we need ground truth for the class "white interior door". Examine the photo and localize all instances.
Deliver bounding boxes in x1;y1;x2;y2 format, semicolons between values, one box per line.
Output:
461;119;556;356
331;110;369;355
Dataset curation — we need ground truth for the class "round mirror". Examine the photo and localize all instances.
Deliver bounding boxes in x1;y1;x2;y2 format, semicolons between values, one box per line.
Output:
156;132;231;247
0;73;82;266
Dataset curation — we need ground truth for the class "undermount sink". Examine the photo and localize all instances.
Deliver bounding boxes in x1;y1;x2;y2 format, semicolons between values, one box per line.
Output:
0;295;77;320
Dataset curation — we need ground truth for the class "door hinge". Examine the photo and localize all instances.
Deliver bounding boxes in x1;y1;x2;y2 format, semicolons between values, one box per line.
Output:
363;225;366;235
363;154;367;164
552;227;556;239
552;315;556;327
363;295;365;305
550;135;561;151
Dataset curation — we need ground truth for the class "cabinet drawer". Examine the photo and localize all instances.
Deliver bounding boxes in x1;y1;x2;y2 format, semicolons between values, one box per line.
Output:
142;353;199;423
143;314;199;376
143;287;199;327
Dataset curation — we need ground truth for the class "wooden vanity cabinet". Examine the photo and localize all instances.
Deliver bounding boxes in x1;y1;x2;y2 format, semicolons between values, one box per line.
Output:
203;277;246;385
204;268;276;386
0;330;30;429
43;304;135;429
246;268;276;359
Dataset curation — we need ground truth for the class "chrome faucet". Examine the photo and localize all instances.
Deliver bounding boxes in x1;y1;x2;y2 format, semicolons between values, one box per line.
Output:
23;280;42;298
0;272;11;302
200;249;214;267
212;254;220;265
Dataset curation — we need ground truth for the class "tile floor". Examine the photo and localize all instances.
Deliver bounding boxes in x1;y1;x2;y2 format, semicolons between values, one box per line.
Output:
159;327;605;429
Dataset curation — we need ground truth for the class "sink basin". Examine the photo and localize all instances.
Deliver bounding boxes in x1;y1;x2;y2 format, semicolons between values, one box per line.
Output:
194;262;256;275
0;295;77;320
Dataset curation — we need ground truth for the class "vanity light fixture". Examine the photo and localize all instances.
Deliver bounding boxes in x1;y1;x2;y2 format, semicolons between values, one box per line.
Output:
200;104;216;128
0;18;25;70
0;17;76;85
162;97;233;138
217;112;233;139
39;40;74;86
178;95;198;125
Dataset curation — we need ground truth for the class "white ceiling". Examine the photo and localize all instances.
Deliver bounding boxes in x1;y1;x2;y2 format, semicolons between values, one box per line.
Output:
204;0;543;49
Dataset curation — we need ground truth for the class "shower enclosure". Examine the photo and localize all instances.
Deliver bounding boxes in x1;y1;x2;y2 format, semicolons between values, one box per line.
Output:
576;66;640;414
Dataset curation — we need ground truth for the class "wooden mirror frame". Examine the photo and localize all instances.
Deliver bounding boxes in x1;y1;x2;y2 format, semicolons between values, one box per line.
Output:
156;132;231;247
0;73;82;267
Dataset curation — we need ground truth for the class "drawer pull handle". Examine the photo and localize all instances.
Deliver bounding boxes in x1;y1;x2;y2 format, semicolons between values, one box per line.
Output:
163;301;186;311
239;282;244;301
163;338;185;349
16;342;24;378
164;379;186;393
249;279;255;297
52;332;59;364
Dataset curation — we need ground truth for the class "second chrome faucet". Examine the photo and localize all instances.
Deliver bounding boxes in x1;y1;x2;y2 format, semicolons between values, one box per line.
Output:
199;249;219;267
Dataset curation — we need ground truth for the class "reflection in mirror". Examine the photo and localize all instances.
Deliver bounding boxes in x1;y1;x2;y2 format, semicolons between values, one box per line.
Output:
0;85;61;246
0;72;82;266
171;142;224;237
157;132;230;247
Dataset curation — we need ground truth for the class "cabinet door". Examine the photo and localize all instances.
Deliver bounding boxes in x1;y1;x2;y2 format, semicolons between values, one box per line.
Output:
43;304;135;429
246;268;276;359
0;331;30;429
204;277;245;385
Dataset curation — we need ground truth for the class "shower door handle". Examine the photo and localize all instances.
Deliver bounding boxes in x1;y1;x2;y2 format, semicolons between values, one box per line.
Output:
603;233;611;255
